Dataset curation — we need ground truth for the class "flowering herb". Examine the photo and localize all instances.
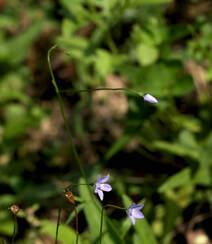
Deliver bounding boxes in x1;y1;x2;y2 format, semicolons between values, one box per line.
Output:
94;174;112;201
143;94;158;104
126;202;144;225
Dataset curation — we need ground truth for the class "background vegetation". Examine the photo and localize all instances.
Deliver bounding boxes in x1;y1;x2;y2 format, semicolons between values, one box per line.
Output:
0;0;212;243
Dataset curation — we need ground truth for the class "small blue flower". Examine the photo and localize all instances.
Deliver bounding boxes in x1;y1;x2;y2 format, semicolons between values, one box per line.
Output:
94;174;112;201
143;94;158;104
126;202;144;225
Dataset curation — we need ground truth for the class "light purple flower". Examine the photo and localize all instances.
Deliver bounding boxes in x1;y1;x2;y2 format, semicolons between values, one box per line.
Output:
126;202;144;225
94;174;112;201
143;94;158;104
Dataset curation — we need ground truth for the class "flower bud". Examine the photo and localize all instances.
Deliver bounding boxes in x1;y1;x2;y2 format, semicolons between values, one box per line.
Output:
65;190;75;205
143;94;158;104
9;205;20;215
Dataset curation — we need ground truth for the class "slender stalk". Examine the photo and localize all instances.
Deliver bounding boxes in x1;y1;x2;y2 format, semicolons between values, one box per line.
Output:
59;87;141;97
104;204;126;210
74;205;79;244
65;183;93;191
47;45;87;181
99;206;104;244
55;206;62;244
11;215;17;244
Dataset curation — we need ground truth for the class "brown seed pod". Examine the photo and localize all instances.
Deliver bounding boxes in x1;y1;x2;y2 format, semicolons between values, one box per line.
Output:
9;205;20;215
65;190;75;205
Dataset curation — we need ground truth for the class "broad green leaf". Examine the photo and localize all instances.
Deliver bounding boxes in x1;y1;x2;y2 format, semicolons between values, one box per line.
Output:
0;20;42;65
136;43;159;66
199;133;212;168
193;167;211;186
158;168;192;193
153;141;199;160
130;0;172;4
0;211;13;236
40;219;81;244
178;130;198;149
171;115;202;132
122;195;158;244
95;49;112;77
163;197;182;236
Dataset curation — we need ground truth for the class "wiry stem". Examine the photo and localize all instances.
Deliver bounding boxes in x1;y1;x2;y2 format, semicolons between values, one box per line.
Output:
59;87;141;97
99;204;126;243
74;205;79;244
55;206;62;244
11;215;17;244
47;45;87;181
99;206;104;244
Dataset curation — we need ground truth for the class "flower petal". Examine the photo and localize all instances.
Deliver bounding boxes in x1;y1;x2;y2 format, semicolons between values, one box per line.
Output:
97;189;104;201
100;174;110;183
94;185;98;193
101;184;112;192
133;209;144;219
134;204;144;211
129;203;137;209
129;214;136;225
143;94;158;104
97;175;101;183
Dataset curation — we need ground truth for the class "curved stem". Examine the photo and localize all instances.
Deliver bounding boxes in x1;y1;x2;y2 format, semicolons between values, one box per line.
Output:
99;204;126;243
11;215;17;244
104;204;126;210
99;206;104;244
55;206;62;244
59;87;141;97
47;45;87;181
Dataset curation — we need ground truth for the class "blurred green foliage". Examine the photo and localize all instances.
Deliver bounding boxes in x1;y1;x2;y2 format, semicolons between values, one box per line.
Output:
0;0;212;243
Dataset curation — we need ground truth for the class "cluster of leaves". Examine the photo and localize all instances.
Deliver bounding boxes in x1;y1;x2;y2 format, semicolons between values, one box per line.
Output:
1;0;212;243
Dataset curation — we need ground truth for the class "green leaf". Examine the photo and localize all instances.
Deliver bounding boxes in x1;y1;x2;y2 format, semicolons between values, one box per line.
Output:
40;220;81;244
136;43;159;66
137;0;172;3
163;197;182;236
158;168;192;193
153;141;199;160
0;20;43;65
122;195;158;244
95;49;112;77
0;212;13;236
171;115;202;132
199;132;212;168
193;167;211;186
178;130;198;149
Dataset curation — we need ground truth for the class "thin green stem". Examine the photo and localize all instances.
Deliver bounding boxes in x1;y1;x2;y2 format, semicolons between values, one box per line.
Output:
104;204;126;210
65;183;93;193
47;45;87;181
99;206;104;244
99;204;126;243
74;205;79;244
11;215;17;244
59;87;141;97
55;206;62;244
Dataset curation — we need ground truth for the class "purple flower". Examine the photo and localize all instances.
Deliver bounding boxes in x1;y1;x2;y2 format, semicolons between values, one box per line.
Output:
143;94;158;104
94;174;112;201
126;202;144;225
